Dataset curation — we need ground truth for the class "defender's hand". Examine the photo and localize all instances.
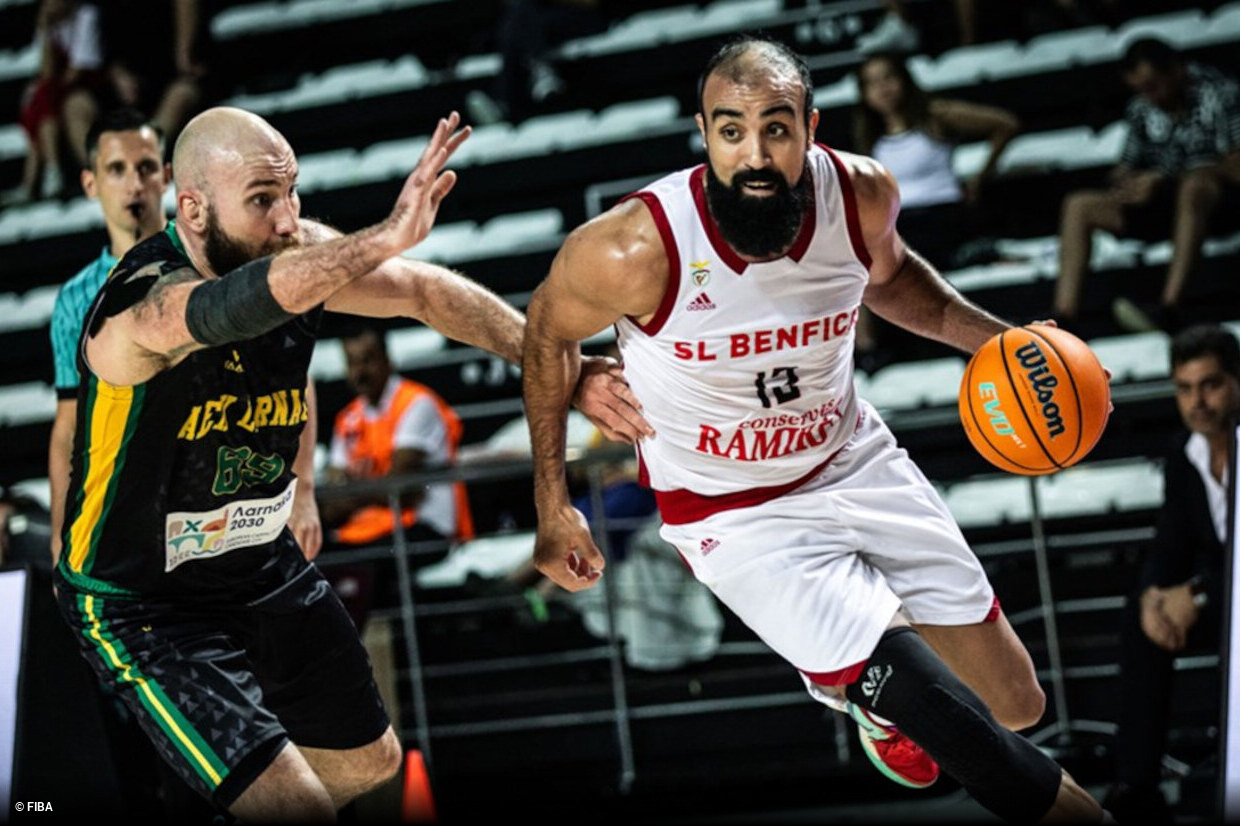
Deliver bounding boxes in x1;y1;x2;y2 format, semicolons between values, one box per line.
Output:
573;355;654;444
380;112;471;255
533;505;605;592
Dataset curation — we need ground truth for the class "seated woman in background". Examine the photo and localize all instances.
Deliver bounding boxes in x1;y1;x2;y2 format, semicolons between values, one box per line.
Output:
851;52;1020;372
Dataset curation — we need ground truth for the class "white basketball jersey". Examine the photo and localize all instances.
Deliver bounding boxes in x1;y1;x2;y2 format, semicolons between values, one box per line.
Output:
615;144;871;525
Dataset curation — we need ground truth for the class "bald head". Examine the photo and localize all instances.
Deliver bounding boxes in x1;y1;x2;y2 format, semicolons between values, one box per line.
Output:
697;37;814;127
172;107;293;193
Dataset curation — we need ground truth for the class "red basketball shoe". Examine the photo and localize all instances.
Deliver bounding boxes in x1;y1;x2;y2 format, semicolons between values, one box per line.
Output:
847;702;939;789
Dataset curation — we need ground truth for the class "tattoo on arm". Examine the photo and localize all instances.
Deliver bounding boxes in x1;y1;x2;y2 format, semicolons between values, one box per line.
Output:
132;264;202;321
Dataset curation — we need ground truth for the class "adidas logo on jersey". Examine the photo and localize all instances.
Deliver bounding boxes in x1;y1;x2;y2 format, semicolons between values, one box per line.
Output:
700;537;719;555
686;292;716;312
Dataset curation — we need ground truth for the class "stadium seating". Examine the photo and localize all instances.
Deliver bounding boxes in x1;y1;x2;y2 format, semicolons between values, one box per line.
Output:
1;0;1236;815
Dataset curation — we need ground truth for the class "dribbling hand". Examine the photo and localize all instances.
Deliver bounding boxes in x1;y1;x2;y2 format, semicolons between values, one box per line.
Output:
381;112;471;255
533;505;606;592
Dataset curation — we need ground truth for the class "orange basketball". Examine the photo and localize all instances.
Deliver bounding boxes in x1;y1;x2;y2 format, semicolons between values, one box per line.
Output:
958;324;1110;476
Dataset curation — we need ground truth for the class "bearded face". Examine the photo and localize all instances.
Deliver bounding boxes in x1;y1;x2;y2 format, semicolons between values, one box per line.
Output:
704;162;813;259
203;205;299;276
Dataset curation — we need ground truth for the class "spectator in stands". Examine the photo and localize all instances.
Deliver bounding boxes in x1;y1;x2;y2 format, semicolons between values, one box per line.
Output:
46;108;322;568
3;0;106;206
851;52;1020;372
318;328;473;626
1104;324;1240;823
1053;39;1240;335
99;0;212;146
465;0;611;125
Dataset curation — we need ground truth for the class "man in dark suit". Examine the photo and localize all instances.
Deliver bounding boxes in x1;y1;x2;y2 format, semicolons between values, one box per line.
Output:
1105;324;1240;822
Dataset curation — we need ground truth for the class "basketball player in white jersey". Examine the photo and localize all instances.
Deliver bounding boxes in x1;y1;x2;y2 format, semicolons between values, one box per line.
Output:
522;37;1110;822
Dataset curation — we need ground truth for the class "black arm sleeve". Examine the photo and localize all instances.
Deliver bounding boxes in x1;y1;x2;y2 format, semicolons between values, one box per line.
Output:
184;255;294;347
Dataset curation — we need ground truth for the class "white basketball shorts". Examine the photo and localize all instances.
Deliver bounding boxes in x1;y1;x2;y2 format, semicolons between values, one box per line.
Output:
658;400;996;685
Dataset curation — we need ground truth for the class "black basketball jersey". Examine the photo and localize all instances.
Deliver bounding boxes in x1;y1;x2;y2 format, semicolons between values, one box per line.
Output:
58;223;322;598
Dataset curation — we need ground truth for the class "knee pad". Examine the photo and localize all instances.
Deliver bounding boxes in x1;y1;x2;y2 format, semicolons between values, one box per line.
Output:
845;628;1061;824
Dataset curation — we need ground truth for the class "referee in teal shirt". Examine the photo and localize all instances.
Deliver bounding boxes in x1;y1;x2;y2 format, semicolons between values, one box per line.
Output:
48;109;171;563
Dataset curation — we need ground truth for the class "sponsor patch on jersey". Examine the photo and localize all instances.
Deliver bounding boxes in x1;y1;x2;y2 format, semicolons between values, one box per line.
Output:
686;292;716;312
164;479;296;571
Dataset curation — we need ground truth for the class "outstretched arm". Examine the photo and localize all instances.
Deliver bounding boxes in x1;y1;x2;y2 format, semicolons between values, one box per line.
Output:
322;228;653;443
86;114;469;387
326;256;525;364
851;152;1010;354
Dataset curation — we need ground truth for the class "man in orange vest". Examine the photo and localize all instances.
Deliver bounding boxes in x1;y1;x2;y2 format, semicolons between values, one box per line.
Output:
319;328;473;627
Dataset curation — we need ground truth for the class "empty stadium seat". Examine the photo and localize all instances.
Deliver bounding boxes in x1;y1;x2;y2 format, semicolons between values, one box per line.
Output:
812;73;859;110
0;41;36;83
210;1;286;40
942;474;1032;528
468;409;598;460
559;5;700;58
296;148;361;193
9;477;50;512
416;529;537;589
0;285;58;333
387;326;447;369
461;209;564;262
449;123;518;167
0;122;22;163
864;357;967;412
1038;458;1163;518
990;26;1114;79
356;136;431;183
1116;8;1208;50
1085;332;1170;384
908;40;1020;90
997;126;1096;175
0;382;54;426
593;97;682;141
487;109;596;160
1203;2;1240;46
308;338;346;382
946;260;1042;293
406;220;481;265
674;0;784;42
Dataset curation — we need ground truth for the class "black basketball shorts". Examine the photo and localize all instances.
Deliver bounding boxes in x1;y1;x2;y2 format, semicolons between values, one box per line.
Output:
54;564;390;807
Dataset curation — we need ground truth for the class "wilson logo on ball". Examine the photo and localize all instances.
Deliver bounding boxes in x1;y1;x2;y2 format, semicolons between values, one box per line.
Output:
1014;342;1066;438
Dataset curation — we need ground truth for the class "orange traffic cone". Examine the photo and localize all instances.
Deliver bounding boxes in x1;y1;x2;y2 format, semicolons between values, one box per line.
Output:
401;749;437;823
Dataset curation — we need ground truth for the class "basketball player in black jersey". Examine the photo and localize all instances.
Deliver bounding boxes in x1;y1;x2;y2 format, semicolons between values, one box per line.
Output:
54;107;649;820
